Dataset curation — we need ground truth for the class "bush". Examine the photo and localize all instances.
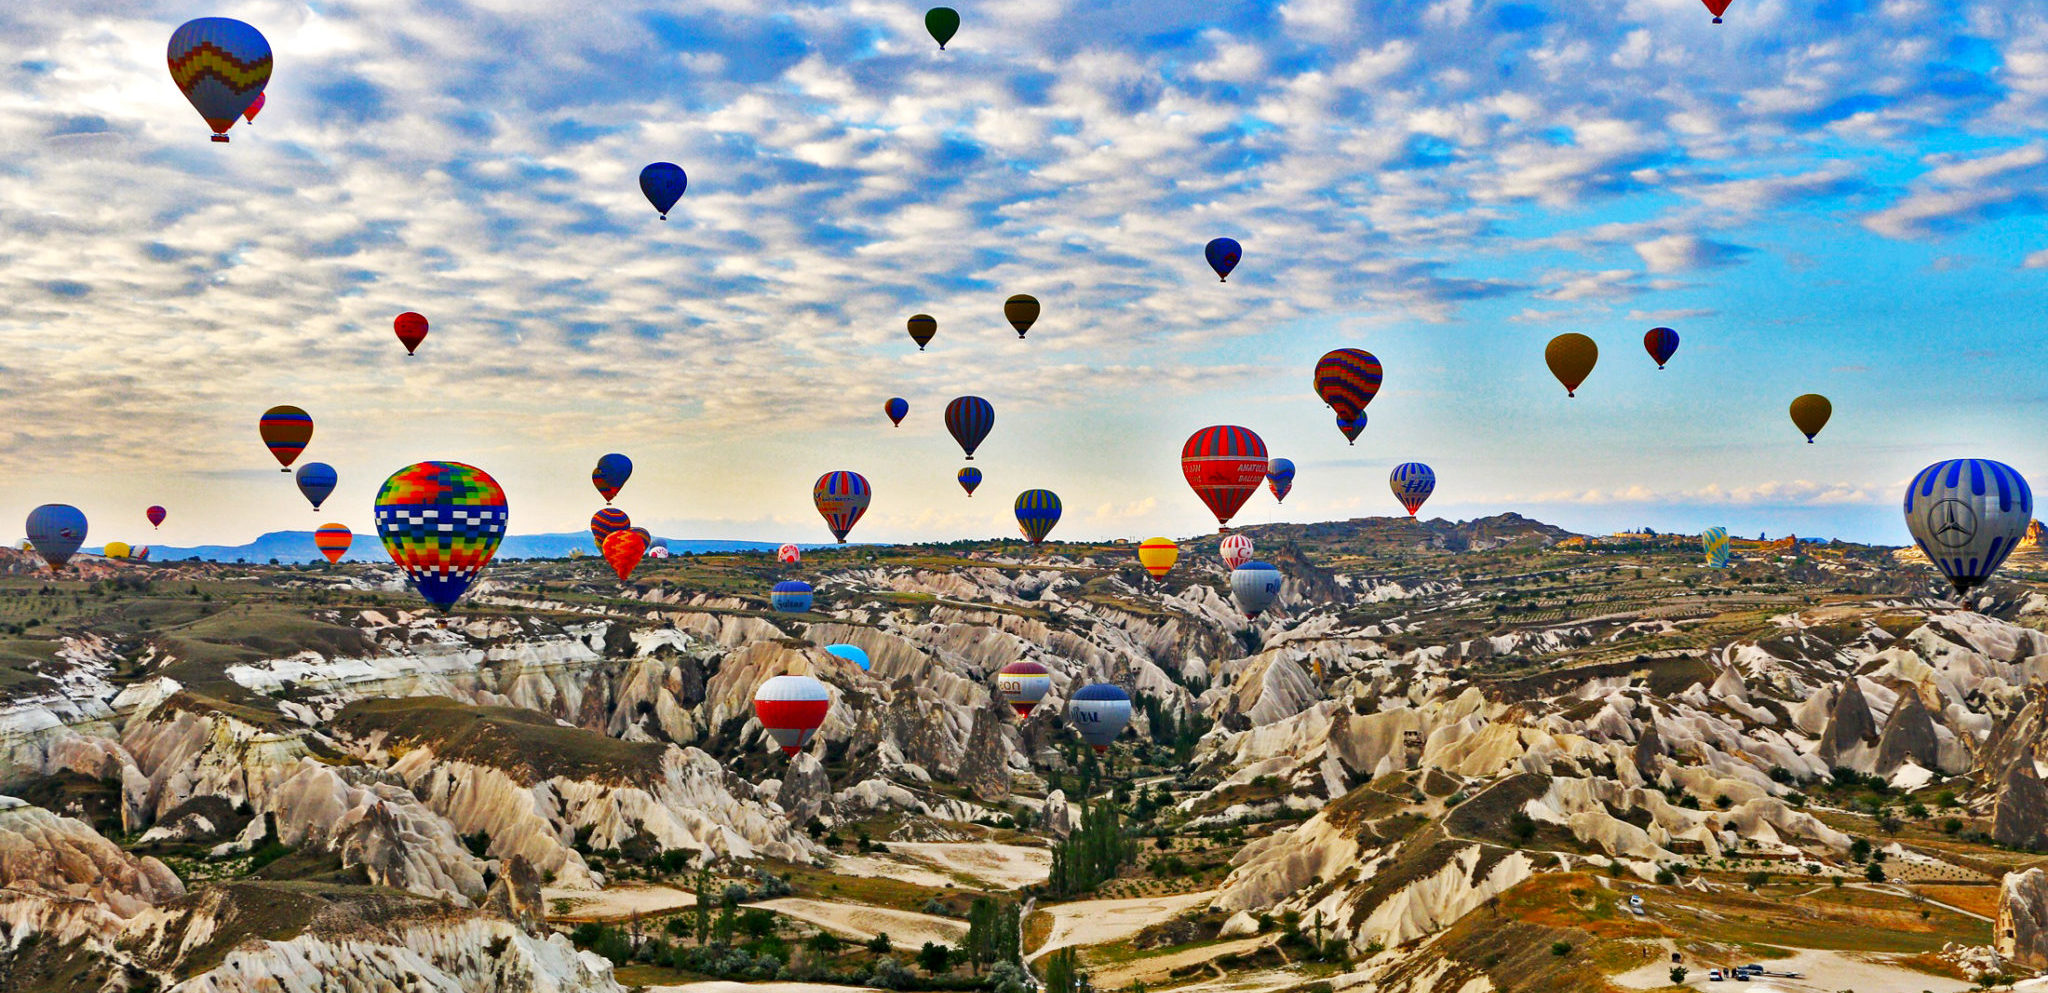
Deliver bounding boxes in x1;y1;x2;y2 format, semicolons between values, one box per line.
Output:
1670;967;1688;984
1550;941;1572;957
1655;869;1676;885
869;956;915;990
867;933;892;954
1865;862;1885;883
1745;871;1769;890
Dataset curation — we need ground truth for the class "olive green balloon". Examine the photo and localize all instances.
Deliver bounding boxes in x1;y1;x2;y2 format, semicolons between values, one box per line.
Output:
926;7;959;49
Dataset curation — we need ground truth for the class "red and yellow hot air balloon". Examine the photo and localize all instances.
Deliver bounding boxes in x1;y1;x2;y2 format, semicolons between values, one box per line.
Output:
167;18;271;143
603;529;647;581
1181;426;1268;531
314;524;352;563
1137;538;1179;580
259;405;313;472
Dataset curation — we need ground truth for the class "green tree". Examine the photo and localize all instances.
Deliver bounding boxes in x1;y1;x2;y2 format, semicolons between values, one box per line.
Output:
1043;947;1081;993
867;932;892;954
917;941;953;974
1669;967;1687;984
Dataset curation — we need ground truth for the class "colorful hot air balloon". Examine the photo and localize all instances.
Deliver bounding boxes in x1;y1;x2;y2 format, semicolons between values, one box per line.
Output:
907;314;937;351
628;526;652;548
1703;0;1732;22
958;467;982;497
1137;537;1179;580
296;462;337;510
373;462;509;611
771;580;814;613
25;505;86;572
1904;459;2034;594
1336;413;1367;446
1266;458;1295;504
1069;684;1132;753
315;524;352;563
1182;426;1269;531
824;644;871;672
640;162;688;220
814;471;871;543
1790;394;1832;443
603;529;648;582
146;506;167;530
1220;534;1254;570
1643;327;1680;369
242;90;264;123
1390;463;1436;517
1545;334;1598;397
259;405;313;471
753;674;830;756
591;453;633;503
925;7;960;48
167;18;271;143
946;396;995;460
1205;238;1242;282
1313;349;1383;419
1004;295;1040;338
1701;527;1730;568
394;312;429;356
885;397;909;427
104;542;131;560
1015;490;1061;545
1231;561;1283;618
591;508;631;548
778;543;801;564
996;661;1052;718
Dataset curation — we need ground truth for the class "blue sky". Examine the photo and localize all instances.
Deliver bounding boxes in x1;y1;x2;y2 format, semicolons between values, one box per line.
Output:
2;0;2045;548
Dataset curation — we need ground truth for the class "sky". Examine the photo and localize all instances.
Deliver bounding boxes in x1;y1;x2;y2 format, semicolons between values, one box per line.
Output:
3;0;2046;549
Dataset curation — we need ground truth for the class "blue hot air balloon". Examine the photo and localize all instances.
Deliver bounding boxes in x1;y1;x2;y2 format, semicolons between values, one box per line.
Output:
1231;561;1283;618
824;643;871;672
958;466;982;497
771;580;814;613
592;453;632;503
640;163;687;219
1205;237;1242;281
945;396;995;460
1015;489;1061;545
885;397;909;427
1390;463;1436;517
1069;683;1133;753
295;462;337;510
25;505;87;571
1266;458;1295;504
1701;527;1731;568
1903;458;2034;594
1336;412;1367;446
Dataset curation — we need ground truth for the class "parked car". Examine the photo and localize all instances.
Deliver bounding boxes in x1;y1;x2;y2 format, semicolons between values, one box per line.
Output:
1707;969;1724;981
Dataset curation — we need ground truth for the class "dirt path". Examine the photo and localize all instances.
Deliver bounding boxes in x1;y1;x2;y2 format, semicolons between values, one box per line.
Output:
542;884;695;922
1029;890;1217;960
1088;935;1280;990
751;897;967;951
884;842;1052;889
1610;946;1971;992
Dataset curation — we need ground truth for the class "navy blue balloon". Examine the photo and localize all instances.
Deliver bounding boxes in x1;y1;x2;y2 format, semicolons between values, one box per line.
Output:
25;504;87;570
1205;237;1242;282
593;453;633;503
295;462;337;510
640;162;688;219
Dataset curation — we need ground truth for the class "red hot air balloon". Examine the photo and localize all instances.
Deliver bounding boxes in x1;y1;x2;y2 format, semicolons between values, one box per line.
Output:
146;506;167;530
603;529;648;581
1313;349;1383;419
1703;0;1732;22
394;312;429;355
754;674;831;756
1181;426;1269;532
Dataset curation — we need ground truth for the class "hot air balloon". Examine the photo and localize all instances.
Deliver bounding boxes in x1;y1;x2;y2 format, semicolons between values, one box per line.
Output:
1182;426;1269;531
1644;327;1680;369
958;467;982;497
315;524;352;563
814;471;871;543
242;90;264;123
132;546;150;562
1336;413;1367;446
1205;238;1242;282
1390;463;1435;517
926;7;960;48
1015;490;1061;545
1004;295;1040;338
824;644;871;672
996;661;1052;718
640;162;688;220
1219;534;1254;570
603;529;647;582
1703;0;1732;22
373;461;508;611
25;505;86;571
296;462;337;510
1545;334;1598;397
753;674;830;756
946;396;995;460
1313;349;1383;419
592;453;632;503
167;18;271;143
1790;394;1831;443
146;506;167;530
1266;458;1295;504
771;580;814;613
1701;527;1730;568
885;397;909;427
259;405;313;471
1903;459;2034;594
103;542;131;560
907;315;937;351
1137;537;1179;580
591;508;630;548
1231;561;1283;618
1069;684;1132;753
394;312;429;356
647;545;671;560
628;526;651;548
778;543;801;564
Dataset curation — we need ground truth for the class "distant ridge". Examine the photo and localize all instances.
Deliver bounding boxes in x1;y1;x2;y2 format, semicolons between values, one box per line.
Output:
124;531;792;565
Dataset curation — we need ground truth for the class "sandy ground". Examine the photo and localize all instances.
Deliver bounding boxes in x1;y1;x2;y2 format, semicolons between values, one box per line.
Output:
542;884;695;921
883;842;1052;889
826;852;964;890
1612;947;1971;993
647;984;873;993
751;896;968;951
1088;935;1280;990
1031;890;1218;960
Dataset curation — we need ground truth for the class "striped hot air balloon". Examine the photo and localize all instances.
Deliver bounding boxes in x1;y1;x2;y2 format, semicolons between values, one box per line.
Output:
1903;459;2034;594
1069;684;1132;752
373;462;508;611
167;18;271;142
1004;295;1040;338
753;674;830;756
1181;426;1268;531
1015;489;1061;545
907;314;937;351
1219;533;1253;570
592;453;632;503
995;661;1052;718
603;529;647;582
1701;527;1730;568
314;524;353;563
590;508;630;549
1231;561;1283;618
1390;463;1436;516
1336;412;1367;446
1266;458;1295;504
259;405;313;471
1643;327;1680;369
1313;349;1383;420
813;471;871;543
778;543;801;564
1137;537;1179;580
771;580;814;613
958;467;982;497
946;396;995;460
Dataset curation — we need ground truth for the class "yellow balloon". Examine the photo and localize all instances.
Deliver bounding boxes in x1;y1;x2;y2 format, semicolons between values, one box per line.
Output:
1137;537;1179;579
1790;394;1832;443
1545;333;1598;397
104;541;131;559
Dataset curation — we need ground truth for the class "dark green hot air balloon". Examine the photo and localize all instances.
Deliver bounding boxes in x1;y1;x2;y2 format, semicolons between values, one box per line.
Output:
926;7;959;49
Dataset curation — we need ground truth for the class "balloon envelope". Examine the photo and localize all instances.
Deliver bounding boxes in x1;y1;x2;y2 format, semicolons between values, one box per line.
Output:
1231;561;1283;618
1903;459;2033;594
373;462;508;610
778;543;801;564
25;505;86;571
1205;238;1241;281
957;467;982;497
754;674;830;756
1313;349;1383;419
1015;489;1061;545
260;405;314;471
394;312;429;355
907;314;936;350
771;580;814;613
1069;683;1132;752
1266;458;1295;504
1703;0;1732;21
639;162;687;219
1545;334;1598;397
592;453;632;503
146;506;167;529
824;644;871;672
926;7;960;48
1004;295;1040;338
1643;327;1680;369
1336;413;1367;445
1220;534;1253;570
1182;426;1268;530
946;396;995;460
296;462;337;510
1701;527;1730;568
243;90;265;123
1790;394;1832;442
591;508;631;549
603;529;647;582
885;397;909;427
104;542;131;560
315;524;353;563
1137;537;1179;580
1390;463;1436;516
996;660;1052;718
167;18;270;141
814;471;872;543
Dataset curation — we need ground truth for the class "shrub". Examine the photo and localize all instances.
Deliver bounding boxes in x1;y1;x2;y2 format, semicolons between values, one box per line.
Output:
1550;941;1572;957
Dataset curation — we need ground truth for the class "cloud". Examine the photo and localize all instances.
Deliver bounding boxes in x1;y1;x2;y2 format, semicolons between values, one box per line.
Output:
1632;233;1750;274
1863;143;2048;239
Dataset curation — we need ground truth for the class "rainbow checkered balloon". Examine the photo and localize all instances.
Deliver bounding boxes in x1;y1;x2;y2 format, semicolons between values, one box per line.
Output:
374;461;508;610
